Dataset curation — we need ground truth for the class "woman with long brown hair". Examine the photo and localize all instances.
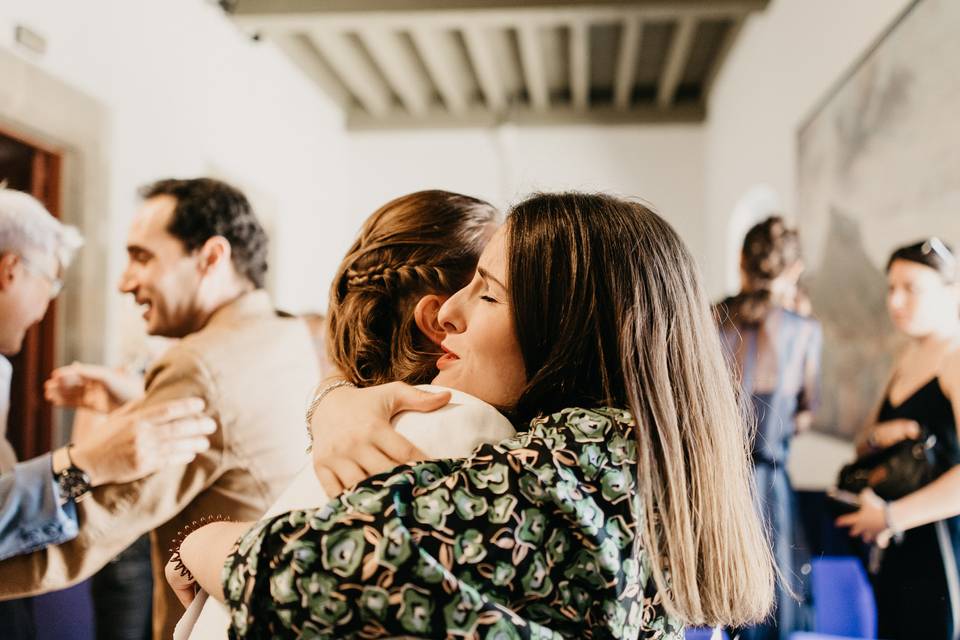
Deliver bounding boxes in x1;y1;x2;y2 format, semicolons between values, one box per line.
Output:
172;192;775;638
715;216;822;640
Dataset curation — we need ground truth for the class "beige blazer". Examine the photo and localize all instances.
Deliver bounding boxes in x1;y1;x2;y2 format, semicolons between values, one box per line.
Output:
0;290;319;640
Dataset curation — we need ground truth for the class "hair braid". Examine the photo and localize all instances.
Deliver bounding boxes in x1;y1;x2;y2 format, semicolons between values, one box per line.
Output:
345;263;454;292
327;190;499;387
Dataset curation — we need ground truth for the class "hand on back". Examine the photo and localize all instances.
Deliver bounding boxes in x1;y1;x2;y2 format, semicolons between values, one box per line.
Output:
309;381;449;496
70;397;216;486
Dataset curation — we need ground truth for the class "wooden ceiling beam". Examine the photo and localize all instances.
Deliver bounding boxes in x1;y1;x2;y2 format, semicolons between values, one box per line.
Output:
656;15;695;108
229;0;767;123
358;28;433;115
307;31;394;116
462;26;507;112
568;20;589;110
269;33;352;108
613;17;640;110
347;101;706;129
233;5;763;32
410;28;471;114
231;0;768;15
517;25;550;110
703;15;744;98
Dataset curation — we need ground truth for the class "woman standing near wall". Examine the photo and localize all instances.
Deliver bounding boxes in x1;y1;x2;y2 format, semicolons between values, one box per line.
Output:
716;216;823;640
838;238;960;640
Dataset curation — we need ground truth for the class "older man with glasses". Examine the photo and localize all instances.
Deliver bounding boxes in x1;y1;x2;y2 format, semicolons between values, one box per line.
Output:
17;254;63;298
0;188;215;640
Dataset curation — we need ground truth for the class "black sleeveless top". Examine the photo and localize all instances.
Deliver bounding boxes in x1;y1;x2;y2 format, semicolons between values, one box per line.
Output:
875;377;960;640
878;377;960;471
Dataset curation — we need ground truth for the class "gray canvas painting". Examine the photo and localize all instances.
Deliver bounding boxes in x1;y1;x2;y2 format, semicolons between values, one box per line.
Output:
797;0;960;439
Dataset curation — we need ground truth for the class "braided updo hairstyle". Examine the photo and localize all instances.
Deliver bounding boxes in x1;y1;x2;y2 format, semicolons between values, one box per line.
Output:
328;190;499;386
740;216;801;291
719;216;803;325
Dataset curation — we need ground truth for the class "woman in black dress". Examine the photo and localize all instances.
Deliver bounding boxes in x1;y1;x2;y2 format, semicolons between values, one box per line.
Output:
717;216;823;640
838;238;960;640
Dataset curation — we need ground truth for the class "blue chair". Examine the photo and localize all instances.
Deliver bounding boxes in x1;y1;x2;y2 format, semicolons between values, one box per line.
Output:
789;556;877;640
791;634;871;640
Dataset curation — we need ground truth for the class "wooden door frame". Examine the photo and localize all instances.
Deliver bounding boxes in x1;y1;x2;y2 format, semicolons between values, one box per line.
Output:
0;48;110;447
1;127;64;459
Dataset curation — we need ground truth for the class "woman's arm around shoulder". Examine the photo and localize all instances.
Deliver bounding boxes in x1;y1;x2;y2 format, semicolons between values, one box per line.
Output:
222;407;679;639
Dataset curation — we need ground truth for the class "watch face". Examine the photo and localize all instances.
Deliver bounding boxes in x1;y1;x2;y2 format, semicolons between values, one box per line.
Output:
58;467;92;500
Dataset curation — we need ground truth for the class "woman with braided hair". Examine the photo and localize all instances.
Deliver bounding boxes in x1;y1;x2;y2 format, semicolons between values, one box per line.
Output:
171;192;775;639
312;189;518;490
174;190;516;639
715;216;823;640
328;190;501;388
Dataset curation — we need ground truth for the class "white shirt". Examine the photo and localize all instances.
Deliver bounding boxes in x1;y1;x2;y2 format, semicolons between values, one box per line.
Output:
0;356;16;474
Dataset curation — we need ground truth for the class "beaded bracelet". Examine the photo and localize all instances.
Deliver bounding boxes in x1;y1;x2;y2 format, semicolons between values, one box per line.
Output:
304;379;357;453
167;514;234;582
168;549;194;582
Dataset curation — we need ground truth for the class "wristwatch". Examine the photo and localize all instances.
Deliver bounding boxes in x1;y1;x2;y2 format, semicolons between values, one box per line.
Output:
51;444;92;501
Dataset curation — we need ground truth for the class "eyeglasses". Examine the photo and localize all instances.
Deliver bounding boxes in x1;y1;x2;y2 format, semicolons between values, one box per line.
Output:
922;237;956;265
20;254;64;300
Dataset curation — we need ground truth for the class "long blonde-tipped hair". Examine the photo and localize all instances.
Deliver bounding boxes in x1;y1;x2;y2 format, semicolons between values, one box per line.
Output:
507;192;775;626
328;190;498;386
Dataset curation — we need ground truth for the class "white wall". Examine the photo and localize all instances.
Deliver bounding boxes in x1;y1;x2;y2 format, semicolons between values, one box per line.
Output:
0;0;351;363
347;124;707;265
346;0;915;300
0;0;918;379
704;0;914;297
701;0;917;482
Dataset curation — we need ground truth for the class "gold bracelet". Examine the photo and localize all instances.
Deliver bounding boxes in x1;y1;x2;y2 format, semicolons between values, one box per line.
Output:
304;380;357;452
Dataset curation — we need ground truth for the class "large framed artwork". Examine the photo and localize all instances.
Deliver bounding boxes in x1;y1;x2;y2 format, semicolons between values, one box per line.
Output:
797;0;960;438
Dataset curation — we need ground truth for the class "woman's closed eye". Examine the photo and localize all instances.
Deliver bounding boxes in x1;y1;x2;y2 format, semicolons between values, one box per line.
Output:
480;295;500;304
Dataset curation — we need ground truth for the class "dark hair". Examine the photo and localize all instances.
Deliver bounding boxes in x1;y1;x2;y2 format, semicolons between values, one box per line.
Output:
140;178;269;288
328;190;498;386
740;216;801;290
719;216;803;324
504;192;774;625
887;238;957;283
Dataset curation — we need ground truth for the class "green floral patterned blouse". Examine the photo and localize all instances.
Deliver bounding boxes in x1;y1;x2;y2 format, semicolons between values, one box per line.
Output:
223;407;684;639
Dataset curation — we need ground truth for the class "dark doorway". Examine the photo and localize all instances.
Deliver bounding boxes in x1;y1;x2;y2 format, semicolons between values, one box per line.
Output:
0;128;62;461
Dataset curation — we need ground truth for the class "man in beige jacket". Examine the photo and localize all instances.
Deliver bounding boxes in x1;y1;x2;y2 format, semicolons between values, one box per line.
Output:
0;178;319;639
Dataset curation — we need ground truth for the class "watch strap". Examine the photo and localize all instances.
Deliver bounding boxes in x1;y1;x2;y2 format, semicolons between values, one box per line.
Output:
54;445;92;501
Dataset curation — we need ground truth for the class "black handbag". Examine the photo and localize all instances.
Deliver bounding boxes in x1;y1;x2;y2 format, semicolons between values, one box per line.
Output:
836;430;941;501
